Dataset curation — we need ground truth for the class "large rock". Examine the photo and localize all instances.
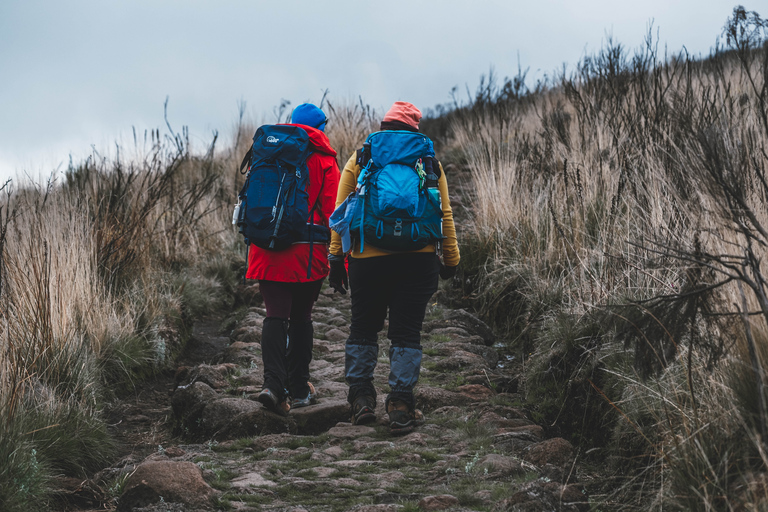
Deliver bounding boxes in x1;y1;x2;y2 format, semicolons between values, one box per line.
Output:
201;397;261;435
476;454;525;477
440;342;499;367
176;363;237;389
240;309;266;326
247;433;294;451
220;341;260;364
443;309;495;346
328;423;377;439
370;471;405;489
456;384;495;400
523;437;575;467
292;400;351;435
418;494;460;510
231;368;263;387
118;461;215;511
431;350;487;372
214;406;292;439
231;472;278;490
414;387;472;412
171;382;218;433
324;328;348;342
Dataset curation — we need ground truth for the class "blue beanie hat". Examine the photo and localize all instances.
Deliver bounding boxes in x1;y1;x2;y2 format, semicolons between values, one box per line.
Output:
291;103;327;131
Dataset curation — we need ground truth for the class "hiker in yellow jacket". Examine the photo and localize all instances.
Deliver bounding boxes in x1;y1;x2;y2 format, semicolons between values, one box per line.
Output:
328;101;460;435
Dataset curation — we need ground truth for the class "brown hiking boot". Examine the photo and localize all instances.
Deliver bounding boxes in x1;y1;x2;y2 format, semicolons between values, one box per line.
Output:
387;399;423;435
351;395;377;425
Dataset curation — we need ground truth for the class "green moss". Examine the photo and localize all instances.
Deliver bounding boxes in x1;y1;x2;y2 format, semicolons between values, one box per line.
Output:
273;484;370;509
209;467;238;491
278;433;330;450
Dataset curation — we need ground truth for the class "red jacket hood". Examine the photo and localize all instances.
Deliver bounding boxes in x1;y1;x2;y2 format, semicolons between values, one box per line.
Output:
282;123;337;157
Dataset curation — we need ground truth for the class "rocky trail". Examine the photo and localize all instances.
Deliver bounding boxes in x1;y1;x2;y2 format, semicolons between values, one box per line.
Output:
53;277;595;512
52;163;597;512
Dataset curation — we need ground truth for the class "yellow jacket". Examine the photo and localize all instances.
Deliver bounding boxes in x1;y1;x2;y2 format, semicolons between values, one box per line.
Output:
329;151;460;267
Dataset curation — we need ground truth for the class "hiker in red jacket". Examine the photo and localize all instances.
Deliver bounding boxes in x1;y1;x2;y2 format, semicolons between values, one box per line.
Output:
247;103;340;414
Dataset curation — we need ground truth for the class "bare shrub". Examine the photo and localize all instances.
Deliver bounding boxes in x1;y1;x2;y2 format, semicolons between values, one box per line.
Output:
324;97;380;168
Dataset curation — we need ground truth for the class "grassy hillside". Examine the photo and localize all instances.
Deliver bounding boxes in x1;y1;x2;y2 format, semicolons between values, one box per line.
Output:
1;6;767;510
424;6;768;509
0;99;377;511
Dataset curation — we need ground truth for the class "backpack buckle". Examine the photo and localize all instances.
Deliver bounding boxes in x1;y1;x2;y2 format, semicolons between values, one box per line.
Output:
394;219;403;237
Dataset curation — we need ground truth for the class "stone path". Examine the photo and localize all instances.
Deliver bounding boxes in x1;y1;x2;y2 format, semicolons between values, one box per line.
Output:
72;281;590;512
54;272;592;512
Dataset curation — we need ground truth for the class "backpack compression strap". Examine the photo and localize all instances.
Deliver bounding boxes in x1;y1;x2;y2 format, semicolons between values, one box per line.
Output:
239;148;252;174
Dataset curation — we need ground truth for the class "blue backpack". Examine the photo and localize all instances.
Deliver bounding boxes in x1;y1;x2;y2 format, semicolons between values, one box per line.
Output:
236;125;330;274
332;131;444;253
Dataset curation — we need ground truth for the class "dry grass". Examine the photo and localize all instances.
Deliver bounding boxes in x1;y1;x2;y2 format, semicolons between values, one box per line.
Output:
324;97;380;168
0;95;382;510
0;126;238;510
442;7;768;509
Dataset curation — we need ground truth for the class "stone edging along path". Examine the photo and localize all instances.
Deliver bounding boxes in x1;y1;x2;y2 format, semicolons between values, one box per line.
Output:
59;282;591;512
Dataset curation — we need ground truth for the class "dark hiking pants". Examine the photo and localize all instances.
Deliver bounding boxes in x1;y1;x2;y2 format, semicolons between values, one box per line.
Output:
344;253;440;410
260;279;323;401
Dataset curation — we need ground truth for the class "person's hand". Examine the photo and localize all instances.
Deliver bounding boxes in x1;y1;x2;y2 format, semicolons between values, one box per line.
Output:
439;263;457;280
328;256;348;294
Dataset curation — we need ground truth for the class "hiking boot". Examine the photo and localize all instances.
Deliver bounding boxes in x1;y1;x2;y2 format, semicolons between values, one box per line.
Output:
257;388;290;416
351;395;377;425
291;382;316;409
387;399;423;435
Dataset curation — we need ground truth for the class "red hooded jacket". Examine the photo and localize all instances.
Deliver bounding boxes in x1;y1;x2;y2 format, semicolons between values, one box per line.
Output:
245;124;340;282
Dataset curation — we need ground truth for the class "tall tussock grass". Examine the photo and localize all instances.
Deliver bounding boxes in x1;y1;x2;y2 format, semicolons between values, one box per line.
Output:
324;96;380;167
441;6;768;509
0;128;238;509
0;97;376;510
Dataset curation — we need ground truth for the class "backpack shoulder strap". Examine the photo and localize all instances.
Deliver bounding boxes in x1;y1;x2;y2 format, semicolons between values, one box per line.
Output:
356;141;372;168
428;156;441;179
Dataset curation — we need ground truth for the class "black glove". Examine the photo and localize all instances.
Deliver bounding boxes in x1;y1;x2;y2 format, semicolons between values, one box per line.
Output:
439;263;458;280
328;256;348;294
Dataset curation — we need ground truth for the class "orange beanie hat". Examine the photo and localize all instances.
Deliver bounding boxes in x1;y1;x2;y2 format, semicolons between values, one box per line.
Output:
382;101;422;129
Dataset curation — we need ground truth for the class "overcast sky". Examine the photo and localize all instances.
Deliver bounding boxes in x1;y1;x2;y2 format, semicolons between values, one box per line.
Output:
0;0;753;183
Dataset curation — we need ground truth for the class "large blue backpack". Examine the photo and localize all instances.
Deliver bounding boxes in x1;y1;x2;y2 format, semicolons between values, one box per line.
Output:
236;125;330;274
337;131;444;253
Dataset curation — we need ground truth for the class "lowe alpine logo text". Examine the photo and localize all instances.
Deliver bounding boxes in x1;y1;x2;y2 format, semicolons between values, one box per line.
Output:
266;136;280;144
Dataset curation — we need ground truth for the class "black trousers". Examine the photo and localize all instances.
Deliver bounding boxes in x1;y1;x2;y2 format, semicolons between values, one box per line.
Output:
260;279;323;400
345;252;440;407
